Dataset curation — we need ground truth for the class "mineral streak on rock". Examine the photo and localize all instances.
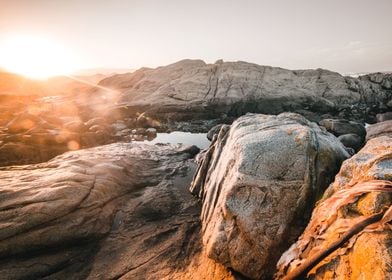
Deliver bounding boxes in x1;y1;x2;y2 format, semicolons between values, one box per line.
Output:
276;136;392;280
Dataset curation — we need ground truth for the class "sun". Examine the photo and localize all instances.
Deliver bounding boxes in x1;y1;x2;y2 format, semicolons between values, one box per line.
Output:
0;35;80;79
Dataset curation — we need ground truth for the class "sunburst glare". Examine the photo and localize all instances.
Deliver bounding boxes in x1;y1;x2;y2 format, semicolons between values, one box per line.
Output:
0;34;81;79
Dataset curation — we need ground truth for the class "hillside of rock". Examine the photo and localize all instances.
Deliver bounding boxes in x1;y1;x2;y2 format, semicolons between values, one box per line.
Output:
98;60;392;124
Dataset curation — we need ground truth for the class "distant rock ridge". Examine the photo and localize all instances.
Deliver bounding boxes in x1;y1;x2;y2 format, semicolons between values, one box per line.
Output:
98;59;392;124
0;60;391;167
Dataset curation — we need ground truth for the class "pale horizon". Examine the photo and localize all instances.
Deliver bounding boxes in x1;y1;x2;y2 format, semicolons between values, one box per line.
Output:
1;0;391;77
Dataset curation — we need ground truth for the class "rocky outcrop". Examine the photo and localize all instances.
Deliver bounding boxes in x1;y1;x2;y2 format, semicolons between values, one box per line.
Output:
0;97;161;166
190;113;349;279
1;61;390;165
99;60;392;124
376;112;392;122
337;134;363;152
319;119;366;152
0;142;241;280
206;124;224;141
366;120;392;140
318;119;366;139
0;112;113;166
276;136;392;279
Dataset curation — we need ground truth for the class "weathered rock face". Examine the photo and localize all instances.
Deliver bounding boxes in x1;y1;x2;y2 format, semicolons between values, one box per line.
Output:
190;113;349;279
99;60;392;123
276;136;392;280
366;120;392;140
0;142;240;280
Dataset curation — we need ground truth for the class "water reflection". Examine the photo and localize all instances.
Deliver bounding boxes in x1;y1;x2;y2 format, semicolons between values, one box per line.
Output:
141;131;210;149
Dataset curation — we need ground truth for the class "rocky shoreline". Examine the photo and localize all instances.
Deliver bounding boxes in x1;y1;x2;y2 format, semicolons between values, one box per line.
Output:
0;60;391;279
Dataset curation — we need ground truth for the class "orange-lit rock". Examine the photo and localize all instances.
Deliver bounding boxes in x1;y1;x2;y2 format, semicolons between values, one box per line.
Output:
276;136;392;279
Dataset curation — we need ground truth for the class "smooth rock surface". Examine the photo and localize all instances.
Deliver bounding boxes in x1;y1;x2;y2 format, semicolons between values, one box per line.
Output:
0;143;237;280
276;136;392;279
190;113;349;279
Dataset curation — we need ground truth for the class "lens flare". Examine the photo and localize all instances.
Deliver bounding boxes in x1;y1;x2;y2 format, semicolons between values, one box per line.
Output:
0;34;80;79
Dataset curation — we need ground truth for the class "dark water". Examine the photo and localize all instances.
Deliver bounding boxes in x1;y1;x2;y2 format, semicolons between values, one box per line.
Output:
143;131;210;149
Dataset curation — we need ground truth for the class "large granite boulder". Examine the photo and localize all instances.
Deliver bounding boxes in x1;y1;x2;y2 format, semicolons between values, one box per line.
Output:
190;113;349;279
0;142;239;280
276;136;392;279
98;60;392;124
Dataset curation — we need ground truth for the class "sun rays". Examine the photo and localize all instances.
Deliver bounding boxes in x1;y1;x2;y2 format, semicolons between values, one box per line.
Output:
0;34;80;79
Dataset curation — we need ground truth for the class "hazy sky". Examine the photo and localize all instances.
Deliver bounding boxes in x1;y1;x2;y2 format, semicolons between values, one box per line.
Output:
1;0;391;73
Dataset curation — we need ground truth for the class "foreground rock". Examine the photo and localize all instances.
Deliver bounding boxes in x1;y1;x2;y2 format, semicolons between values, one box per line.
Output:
190;113;349;279
0;143;239;280
276;136;392;279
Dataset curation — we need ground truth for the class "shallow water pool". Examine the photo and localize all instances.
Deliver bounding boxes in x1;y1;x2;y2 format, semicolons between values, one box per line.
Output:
143;131;210;149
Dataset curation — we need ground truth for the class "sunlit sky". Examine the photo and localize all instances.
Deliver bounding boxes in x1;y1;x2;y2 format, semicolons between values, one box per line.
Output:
0;0;391;76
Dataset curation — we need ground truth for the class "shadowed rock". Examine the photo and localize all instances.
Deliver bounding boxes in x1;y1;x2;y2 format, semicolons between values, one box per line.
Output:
0;142;242;280
190;113;349;279
338;133;364;152
319;119;366;139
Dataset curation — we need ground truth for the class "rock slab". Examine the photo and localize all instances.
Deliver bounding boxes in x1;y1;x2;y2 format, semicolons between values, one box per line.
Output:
0;143;237;280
